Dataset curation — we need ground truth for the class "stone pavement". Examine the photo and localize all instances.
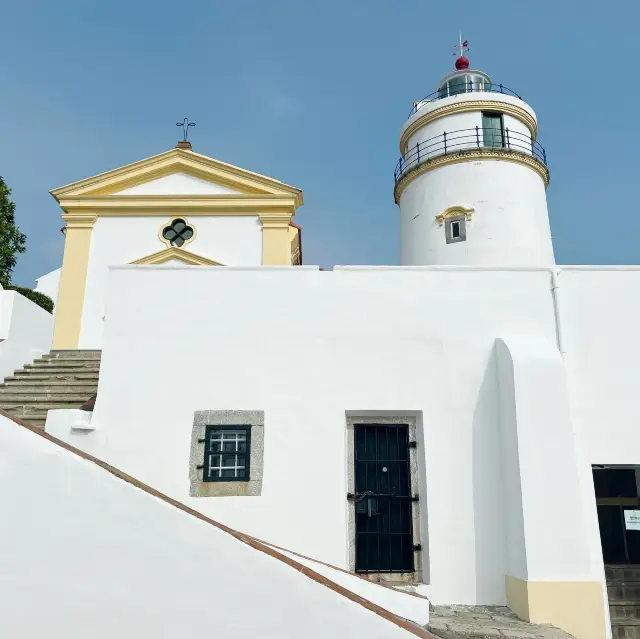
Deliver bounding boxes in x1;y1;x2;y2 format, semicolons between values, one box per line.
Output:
425;605;575;639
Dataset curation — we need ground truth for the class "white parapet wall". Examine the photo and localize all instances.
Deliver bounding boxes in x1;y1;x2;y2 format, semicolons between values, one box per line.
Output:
0;288;54;380
45;263;640;639
0;413;429;638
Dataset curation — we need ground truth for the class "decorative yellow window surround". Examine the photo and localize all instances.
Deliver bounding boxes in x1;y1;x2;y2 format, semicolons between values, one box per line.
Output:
159;217;196;248
435;206;474;225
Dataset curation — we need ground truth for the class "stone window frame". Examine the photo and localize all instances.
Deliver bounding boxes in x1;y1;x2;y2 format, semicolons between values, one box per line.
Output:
445;215;467;244
346;413;424;585
190;410;264;497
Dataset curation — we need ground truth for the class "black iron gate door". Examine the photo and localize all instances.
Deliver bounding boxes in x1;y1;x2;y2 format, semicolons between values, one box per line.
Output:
353;423;414;573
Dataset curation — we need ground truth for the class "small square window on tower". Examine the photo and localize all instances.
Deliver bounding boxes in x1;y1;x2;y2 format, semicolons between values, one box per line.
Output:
203;425;251;482
445;215;467;244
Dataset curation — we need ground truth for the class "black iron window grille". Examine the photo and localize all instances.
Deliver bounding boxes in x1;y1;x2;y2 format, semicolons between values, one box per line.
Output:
203;425;251;482
162;218;194;247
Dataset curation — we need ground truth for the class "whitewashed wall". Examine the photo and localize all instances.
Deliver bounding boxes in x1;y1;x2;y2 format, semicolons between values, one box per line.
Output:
50;264;640;609
115;172;242;195
401;92;537;153
397;91;551;268
78;215;262;348
34;267;61;309
0;290;53;380
0;413;426;639
79;265;557;605
398;160;554;267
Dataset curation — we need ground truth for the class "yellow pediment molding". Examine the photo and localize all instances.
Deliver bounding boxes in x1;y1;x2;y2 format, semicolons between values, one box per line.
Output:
130;247;224;266
50;148;303;206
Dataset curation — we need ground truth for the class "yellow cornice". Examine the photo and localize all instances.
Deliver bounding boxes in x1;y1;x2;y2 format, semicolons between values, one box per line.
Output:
394;149;550;203
258;211;293;228
50;148;303;207
130;247;224;266
57;194;298;217
60;213;97;229
400;100;538;153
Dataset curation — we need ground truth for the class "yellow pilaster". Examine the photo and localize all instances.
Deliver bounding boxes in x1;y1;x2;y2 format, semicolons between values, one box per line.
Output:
259;212;293;265
52;214;96;350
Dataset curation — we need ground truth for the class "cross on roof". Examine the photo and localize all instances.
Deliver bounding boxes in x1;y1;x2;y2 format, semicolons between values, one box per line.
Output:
176;118;196;141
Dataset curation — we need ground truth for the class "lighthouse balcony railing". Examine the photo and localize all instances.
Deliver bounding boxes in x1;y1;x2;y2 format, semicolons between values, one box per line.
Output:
410;82;523;117
394;127;547;184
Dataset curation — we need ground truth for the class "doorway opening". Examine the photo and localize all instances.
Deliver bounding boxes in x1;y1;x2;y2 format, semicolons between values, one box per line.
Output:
593;466;640;564
346;415;423;583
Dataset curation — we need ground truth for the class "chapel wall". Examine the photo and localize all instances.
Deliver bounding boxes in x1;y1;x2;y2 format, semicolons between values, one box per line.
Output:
77;215;262;348
85;265;558;605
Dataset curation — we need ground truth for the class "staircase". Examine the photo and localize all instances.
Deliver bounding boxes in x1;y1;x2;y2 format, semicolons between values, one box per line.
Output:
607;565;640;638
0;351;101;429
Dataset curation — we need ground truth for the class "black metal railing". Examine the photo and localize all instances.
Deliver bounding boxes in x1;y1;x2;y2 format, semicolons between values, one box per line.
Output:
410;82;522;117
394;127;547;184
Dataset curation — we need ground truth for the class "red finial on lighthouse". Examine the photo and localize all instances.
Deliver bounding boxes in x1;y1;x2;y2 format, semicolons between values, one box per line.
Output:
454;33;470;70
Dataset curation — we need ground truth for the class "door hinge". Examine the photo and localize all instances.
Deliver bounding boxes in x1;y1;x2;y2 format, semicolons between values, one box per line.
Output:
347;493;356;500
408;441;417;448
411;494;419;502
413;544;422;552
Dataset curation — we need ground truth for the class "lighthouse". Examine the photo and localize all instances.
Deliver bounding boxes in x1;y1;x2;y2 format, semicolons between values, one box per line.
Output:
394;41;555;266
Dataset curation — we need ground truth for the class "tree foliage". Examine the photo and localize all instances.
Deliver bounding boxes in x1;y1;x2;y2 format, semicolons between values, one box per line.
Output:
5;286;54;313
0;177;26;288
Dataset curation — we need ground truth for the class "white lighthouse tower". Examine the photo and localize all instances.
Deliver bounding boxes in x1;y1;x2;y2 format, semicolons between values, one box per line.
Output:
395;41;555;266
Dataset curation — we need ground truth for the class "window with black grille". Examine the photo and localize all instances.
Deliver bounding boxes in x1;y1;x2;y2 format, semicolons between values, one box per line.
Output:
203;425;251;482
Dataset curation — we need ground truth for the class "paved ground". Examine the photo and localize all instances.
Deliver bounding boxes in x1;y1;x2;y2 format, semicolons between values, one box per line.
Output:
425;605;575;639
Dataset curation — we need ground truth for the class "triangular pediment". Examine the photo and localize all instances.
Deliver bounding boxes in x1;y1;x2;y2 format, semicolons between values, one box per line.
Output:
115;172;242;196
130;247;224;266
51;148;303;205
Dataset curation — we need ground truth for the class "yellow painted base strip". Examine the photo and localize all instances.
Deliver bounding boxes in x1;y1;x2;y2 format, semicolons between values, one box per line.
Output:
506;575;607;639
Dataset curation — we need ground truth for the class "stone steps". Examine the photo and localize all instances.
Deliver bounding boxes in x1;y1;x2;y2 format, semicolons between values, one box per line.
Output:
45;350;101;359
0;394;95;402
610;583;640;602
611;604;640;620
608;566;640;638
0;351;101;429
24;363;101;371
8;372;100;381
0;384;97;393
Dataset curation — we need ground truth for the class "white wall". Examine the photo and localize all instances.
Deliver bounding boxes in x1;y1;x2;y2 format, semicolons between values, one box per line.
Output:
0;413;425;639
51;264;640;608
78;265;560;606
78;215;262;348
398;160;554;266
397;91;551;268
116;172;242;195
34;267;61;308
0;290;53;380
401;92;537;153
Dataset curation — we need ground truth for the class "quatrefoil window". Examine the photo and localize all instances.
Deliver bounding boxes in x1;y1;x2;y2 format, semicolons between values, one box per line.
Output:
161;218;194;248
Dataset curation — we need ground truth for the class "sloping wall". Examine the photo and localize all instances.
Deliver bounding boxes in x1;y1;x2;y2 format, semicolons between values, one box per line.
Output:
0;413;429;638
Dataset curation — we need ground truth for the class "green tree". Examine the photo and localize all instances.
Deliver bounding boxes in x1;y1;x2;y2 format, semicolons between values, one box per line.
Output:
0;176;26;288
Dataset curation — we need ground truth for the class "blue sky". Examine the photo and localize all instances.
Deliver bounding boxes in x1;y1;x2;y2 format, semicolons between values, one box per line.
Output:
1;0;638;286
